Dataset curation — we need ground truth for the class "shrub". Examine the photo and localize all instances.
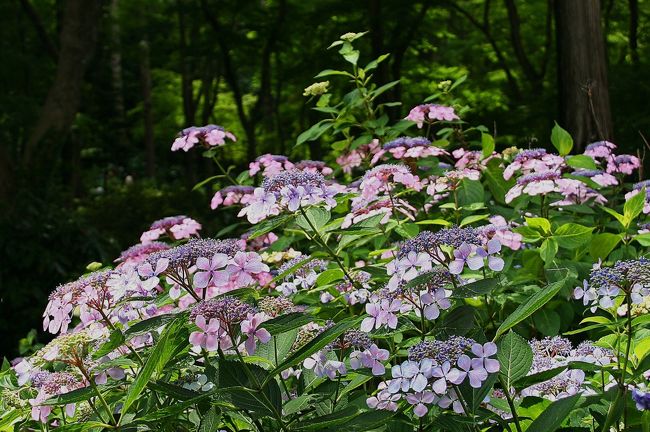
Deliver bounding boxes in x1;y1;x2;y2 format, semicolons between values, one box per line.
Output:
2;32;649;432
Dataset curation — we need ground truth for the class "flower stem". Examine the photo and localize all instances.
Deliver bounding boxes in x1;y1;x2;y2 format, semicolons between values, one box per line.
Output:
498;376;523;432
212;156;238;185
298;207;361;290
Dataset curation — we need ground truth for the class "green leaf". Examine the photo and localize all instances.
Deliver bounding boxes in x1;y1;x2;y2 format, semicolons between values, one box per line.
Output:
525;217;551;234
121;316;186;417
296;207;331;232
268;317;361;379
261;312;313;335
498;332;533;390
624;187;646;228
481;133;495;158
453;278;497;298
291;405;358;430
459;372;497;413
198;406;221;432
494;280;564;339
42;385;112;406
634;233;650;246
130;391;216;423
220;359;282;419
124;314;177;338
364;53;390;71
484;159;513;205
316;269;345;286
526;392;581;432
297;120;333;146
328;410;397;431
565;155;597;170
394;222;420;239
553;223;593;249
93;329;125;359
50;422;114;431
550;122;573;156
370;80;400;100
457;179;484;206
539;238;558;263
460;214;490;227
514;365;567;389
314;69;353;78
248;214;294;240
590;233;622;260
600;206;626;227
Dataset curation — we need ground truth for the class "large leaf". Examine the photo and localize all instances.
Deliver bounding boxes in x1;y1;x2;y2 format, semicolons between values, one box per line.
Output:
497;331;533;390
296;207;331;233
458;372;498;413
261;312;313;335
589;233;622;260
494;280;564;339
526;392;581;432
198;406;221;432
220;359;282;419
121;315;187;418
484;159;513;205
624;187;646;228
553;223;593;249
291;405;359;430
453;278;497;298
124;313;176;338
550;122;573;156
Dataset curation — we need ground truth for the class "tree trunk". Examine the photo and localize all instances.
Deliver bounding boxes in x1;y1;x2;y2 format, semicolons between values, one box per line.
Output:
109;0;129;151
629;0;639;65
18;0;58;62
555;0;613;150
22;0;103;170
140;39;155;177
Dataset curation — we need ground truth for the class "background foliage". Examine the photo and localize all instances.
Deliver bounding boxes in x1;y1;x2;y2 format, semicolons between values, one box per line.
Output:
1;0;649;357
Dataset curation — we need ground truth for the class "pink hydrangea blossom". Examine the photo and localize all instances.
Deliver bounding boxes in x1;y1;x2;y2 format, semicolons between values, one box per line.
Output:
249;154;294;177
189;314;231;352
226;251;270;287
405;104;459;128
240;312;271;355
171;125;236;152
336;139;383;174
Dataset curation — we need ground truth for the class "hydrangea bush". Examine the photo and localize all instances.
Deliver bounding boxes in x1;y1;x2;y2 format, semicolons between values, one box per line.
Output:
2;32;650;431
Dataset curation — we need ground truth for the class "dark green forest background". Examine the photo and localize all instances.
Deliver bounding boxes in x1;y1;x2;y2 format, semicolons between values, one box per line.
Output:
0;0;648;357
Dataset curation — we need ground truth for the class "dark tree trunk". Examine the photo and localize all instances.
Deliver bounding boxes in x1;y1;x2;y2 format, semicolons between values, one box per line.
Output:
555;0;613;150
140;39;155;178
22;0;103;170
18;0;58;62
629;0;639;65
109;0;129;151
202;0;257;160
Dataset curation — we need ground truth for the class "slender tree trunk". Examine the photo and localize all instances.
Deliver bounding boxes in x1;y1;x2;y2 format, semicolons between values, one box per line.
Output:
629;0;639;65
22;0;103;171
18;0;58;62
109;0;129;151
555;0;613;150
202;0;257;160
140;39;155;177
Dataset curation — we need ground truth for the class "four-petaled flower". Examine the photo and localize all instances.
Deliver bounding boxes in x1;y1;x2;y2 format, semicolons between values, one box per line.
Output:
240;313;272;355
449;243;484;275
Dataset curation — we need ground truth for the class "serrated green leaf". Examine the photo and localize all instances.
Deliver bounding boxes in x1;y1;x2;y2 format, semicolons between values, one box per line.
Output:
498;331;533;390
494;280;564;339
